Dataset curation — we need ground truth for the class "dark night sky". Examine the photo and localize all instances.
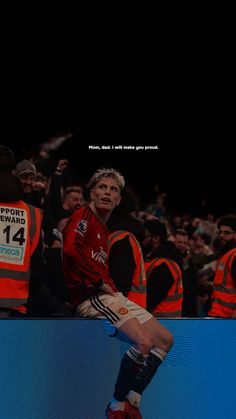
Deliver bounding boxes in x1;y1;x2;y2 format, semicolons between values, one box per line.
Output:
1;67;234;218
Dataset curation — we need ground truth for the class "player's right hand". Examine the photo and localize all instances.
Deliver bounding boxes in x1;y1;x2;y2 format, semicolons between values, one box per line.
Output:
99;283;116;296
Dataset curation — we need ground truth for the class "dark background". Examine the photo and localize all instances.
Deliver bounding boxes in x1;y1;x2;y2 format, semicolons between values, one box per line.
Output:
2;104;234;218
1;8;234;218
1;62;234;218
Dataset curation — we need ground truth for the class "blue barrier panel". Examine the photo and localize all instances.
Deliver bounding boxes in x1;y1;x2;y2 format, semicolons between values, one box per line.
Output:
0;319;235;419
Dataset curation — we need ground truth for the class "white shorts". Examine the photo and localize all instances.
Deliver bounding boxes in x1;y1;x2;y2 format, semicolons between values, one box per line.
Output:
75;292;153;328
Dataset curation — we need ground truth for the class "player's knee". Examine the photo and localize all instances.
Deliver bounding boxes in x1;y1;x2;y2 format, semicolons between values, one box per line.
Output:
162;330;174;350
138;335;154;354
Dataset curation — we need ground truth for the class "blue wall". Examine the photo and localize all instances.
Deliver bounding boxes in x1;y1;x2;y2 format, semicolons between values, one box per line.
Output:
1;319;235;419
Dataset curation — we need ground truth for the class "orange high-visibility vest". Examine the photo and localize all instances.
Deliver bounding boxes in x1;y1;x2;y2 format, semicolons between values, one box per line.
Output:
145;257;183;317
108;230;146;307
208;248;236;318
0;201;42;313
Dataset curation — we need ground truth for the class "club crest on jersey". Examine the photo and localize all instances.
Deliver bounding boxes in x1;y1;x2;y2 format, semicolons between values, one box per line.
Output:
74;219;87;237
118;307;129;315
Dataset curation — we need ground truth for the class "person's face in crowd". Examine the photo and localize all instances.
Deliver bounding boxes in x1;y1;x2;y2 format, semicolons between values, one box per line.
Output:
195;234;205;248
19;173;36;193
156;195;164;207
142;229;153;256
90;177;121;214
142;230;162;256
175;233;189;254
192;217;201;227
217;225;236;246
173;216;182;228
63;191;84;212
207;213;215;223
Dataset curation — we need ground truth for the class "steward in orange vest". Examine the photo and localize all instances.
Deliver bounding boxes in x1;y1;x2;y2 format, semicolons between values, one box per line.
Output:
142;219;183;317
207;215;236;318
0;146;42;316
108;229;146;307
208;246;236;318
145;257;183;317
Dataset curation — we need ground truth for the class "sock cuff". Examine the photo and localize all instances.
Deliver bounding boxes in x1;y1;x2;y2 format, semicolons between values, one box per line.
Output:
127;390;141;407
150;347;168;362
127;346;149;365
110;398;125;411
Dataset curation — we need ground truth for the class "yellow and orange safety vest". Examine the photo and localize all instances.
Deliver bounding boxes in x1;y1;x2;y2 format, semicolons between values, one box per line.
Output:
108;230;146;307
208;248;236;318
0;201;42;313
145;257;183;317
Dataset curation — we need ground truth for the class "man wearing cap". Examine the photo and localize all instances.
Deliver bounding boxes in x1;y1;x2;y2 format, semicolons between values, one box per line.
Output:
14;159;45;207
0;146;42;317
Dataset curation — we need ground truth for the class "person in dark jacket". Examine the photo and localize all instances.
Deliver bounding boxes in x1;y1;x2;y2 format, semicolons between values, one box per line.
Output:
174;229;200;317
142;219;184;316
107;186;145;298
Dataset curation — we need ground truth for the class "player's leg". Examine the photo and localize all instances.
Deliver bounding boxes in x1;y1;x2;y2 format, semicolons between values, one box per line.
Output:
126;317;173;409
107;316;154;419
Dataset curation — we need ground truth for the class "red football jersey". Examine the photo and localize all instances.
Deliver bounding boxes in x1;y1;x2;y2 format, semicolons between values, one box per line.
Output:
63;205;117;306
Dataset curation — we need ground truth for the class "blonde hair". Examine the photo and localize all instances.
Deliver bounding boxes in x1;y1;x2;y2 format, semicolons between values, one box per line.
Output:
87;168;125;191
